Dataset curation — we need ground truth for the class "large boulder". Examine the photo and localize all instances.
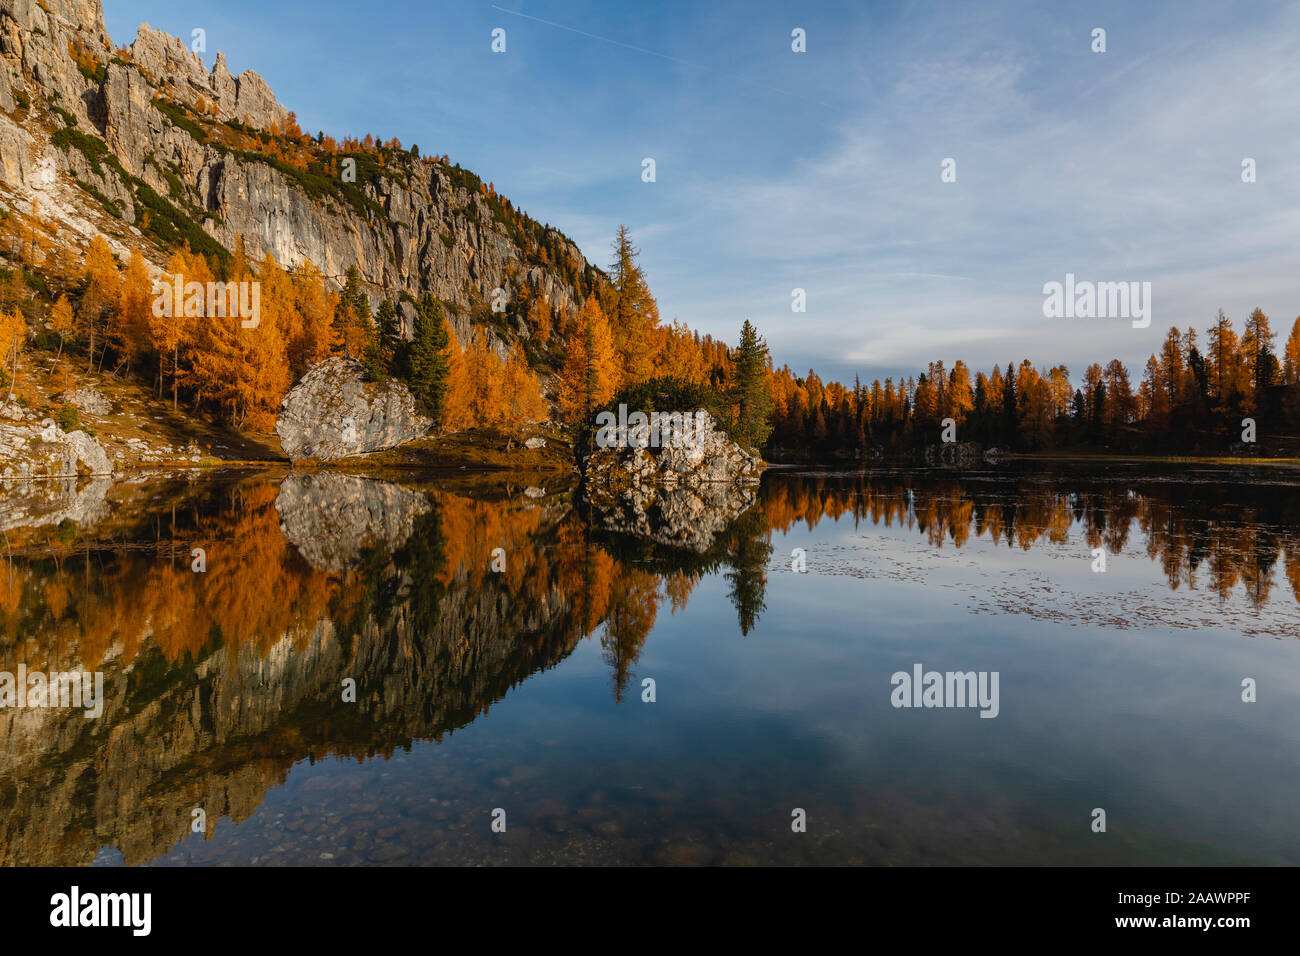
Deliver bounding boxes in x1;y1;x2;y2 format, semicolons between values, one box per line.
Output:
582;408;762;490
275;357;431;462
0;419;114;479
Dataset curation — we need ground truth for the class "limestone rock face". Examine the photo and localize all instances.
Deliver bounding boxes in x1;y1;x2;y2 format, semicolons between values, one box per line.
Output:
275;357;431;462
0;419;114;478
0;0;591;326
126;27;290;131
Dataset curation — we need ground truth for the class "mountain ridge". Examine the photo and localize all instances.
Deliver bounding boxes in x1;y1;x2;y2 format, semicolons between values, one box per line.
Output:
0;0;596;345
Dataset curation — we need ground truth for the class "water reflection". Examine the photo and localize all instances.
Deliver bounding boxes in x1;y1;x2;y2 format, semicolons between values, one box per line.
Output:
0;466;1297;865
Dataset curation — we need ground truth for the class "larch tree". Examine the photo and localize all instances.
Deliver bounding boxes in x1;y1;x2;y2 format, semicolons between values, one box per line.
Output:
608;225;660;384
114;247;153;373
289;261;339;377
1242;307;1278;398
148;249;193;407
1159;327;1184;405
526;295;552;347
1284;317;1300;386
49;294;75;362
236;253;292;430
1207;310;1245;414
500;343;548;426
0;308;26;399
558;294;618;424
79;235;119;372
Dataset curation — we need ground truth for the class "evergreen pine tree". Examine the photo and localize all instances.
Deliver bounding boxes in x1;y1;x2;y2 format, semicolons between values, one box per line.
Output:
408;293;451;424
728;319;774;451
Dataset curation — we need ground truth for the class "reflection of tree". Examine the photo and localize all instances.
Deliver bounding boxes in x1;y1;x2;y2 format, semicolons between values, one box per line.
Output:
760;471;1300;611
601;571;661;702
5;470;1300;866
337;503;449;645
725;508;772;636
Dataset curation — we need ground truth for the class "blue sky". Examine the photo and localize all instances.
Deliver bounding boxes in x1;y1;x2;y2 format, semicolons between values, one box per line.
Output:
103;0;1300;387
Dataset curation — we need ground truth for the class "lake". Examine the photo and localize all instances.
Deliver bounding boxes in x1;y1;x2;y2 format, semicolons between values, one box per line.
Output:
2;464;1299;866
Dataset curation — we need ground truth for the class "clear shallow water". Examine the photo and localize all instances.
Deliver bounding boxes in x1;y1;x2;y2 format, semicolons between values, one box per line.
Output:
4;466;1300;865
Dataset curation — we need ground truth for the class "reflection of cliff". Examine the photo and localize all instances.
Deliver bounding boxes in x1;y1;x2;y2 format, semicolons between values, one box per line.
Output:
7;468;1294;865
0;475;709;865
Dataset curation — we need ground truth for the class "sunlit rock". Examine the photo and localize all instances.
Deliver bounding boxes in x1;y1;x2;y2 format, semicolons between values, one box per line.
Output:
275;357;431;462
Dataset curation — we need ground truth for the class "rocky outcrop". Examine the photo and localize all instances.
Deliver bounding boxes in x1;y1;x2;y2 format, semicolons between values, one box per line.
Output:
582;408;763;551
0;417;113;478
60;386;111;415
274;472;430;572
583;409;762;490
275;357;430;462
126;27;290;131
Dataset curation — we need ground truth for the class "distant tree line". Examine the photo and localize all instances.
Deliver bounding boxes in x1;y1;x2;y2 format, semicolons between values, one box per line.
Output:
766;309;1300;458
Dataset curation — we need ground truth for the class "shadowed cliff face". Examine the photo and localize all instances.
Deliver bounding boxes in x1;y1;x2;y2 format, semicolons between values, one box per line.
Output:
0;472;773;865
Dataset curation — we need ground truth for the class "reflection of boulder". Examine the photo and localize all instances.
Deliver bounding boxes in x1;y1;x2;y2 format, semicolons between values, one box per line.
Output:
0;472;113;532
274;472;430;572
587;482;759;553
275;357;431;461
0;421;114;535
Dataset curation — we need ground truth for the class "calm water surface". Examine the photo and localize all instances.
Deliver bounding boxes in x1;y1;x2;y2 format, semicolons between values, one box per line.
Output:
3;465;1299;865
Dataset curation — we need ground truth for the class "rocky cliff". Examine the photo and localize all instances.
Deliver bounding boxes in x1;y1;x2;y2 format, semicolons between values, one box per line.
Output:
0;0;596;338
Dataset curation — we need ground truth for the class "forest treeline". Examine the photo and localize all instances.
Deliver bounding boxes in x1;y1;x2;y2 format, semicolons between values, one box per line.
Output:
0;210;767;444
3;198;1299;458
769;309;1300;458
